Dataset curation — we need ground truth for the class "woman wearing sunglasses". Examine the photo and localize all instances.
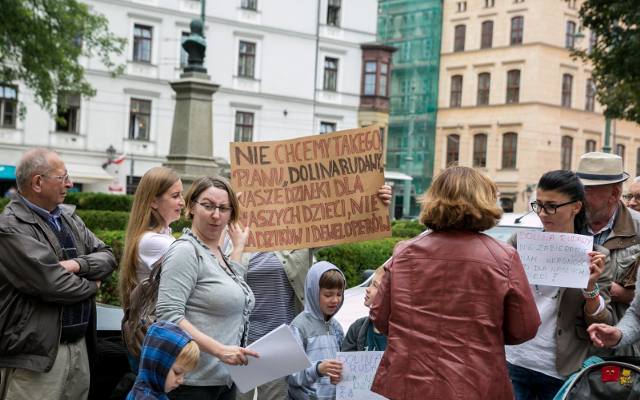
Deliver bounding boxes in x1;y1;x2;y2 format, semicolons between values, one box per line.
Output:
505;170;614;400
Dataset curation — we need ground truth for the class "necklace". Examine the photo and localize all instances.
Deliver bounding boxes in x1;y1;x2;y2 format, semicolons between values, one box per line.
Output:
534;284;560;299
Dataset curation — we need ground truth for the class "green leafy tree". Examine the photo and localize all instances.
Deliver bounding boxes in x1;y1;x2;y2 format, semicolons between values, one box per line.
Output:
576;0;640;123
0;0;125;113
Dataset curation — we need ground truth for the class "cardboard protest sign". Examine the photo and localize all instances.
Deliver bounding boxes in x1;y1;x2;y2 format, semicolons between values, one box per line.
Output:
336;351;386;400
230;126;391;252
516;231;593;288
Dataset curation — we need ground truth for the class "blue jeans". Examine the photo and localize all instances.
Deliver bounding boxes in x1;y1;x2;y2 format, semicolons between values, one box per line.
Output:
507;363;565;400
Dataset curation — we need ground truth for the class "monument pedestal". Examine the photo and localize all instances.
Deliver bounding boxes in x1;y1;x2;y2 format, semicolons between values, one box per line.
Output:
164;71;220;185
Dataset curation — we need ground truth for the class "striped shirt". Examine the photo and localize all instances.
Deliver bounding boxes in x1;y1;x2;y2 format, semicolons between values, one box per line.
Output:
588;207;618;246
246;252;296;343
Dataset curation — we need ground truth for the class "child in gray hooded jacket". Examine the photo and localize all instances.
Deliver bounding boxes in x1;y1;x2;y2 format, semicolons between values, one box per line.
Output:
287;261;346;400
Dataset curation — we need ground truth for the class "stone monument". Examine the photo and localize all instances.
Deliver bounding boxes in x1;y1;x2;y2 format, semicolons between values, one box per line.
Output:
164;1;221;183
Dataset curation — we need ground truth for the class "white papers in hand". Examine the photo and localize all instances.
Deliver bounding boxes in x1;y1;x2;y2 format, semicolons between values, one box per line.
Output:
227;324;311;393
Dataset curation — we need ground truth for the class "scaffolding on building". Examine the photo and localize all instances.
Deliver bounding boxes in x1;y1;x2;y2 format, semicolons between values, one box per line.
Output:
378;0;442;217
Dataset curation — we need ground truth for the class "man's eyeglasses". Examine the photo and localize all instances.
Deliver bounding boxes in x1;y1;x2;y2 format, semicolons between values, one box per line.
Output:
43;173;71;183
530;200;577;215
623;193;640;202
193;200;232;214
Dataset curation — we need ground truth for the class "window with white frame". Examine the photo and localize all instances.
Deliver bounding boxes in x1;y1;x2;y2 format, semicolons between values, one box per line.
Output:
502;132;518;169
566;21;576;49
241;0;257;11
456;1;467;12
320;121;337;134
481;21;493;49
506;70;521;104
450;75;463;107
180;31;190;67
585;79;596;112
129;98;151;141
364;61;377;96
588;31;597;54
446;134;460;166
477;73;491;106
327;0;341;27
133;24;152;63
323;57;338;91
561;73;573;108
561;135;573;170
55;92;81;133
0;84;17;128
473;133;488;168
510;16;524;45
616;144;625;162
235;111;254;142
454;24;466;52
380;63;388;96
238;41;256;78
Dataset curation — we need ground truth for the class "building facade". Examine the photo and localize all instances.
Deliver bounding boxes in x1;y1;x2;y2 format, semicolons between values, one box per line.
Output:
0;0;379;194
378;0;443;217
434;0;640;212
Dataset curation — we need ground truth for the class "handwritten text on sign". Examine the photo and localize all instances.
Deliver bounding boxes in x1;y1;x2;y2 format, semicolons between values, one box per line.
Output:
336;351;386;400
516;231;593;288
230;126;391;252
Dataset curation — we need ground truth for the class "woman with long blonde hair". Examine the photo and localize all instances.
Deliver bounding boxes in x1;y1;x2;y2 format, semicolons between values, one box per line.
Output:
119;166;184;310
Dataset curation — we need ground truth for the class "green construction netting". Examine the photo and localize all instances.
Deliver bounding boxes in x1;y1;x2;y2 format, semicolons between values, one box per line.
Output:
378;0;442;215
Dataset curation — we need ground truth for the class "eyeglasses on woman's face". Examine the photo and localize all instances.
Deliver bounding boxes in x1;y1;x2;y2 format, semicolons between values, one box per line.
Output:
193;200;232;214
530;200;577;215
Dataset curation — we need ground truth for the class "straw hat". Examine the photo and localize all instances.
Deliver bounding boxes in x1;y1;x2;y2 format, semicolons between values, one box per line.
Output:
576;152;629;186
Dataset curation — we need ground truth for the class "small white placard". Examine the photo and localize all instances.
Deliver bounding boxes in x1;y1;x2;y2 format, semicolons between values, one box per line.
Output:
227;324;311;393
336;351;387;400
516;231;592;288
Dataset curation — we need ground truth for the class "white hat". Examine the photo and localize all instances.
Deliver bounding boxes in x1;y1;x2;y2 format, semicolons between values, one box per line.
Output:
576;152;629;186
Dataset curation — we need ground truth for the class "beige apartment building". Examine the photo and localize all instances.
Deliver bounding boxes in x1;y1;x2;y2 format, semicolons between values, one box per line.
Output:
434;0;640;212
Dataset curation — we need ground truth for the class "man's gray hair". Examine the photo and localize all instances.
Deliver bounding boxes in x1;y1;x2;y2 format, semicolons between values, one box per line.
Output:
634;176;640;183
16;148;56;191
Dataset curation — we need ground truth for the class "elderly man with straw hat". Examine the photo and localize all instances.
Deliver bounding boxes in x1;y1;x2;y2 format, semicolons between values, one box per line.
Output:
576;152;640;355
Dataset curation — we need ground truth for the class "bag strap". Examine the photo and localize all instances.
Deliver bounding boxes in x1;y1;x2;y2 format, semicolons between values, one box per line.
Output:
557;359;640;400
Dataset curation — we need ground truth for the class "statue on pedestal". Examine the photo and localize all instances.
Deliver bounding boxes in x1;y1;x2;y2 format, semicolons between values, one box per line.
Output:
182;19;207;73
182;0;207;73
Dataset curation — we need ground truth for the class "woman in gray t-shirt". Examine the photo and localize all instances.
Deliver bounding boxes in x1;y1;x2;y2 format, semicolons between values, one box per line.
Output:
156;176;256;400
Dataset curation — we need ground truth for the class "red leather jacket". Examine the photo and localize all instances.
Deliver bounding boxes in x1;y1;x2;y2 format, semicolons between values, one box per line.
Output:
370;230;540;400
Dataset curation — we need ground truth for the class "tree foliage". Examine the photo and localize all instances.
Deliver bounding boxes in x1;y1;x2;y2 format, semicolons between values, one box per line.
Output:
0;0;125;112
576;0;640;123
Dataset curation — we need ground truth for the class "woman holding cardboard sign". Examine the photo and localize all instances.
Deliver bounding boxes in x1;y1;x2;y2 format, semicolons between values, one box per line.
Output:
505;170;613;400
236;185;392;400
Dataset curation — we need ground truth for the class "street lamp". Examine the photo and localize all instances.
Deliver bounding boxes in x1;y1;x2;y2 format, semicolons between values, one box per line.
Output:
106;145;116;163
102;145;117;169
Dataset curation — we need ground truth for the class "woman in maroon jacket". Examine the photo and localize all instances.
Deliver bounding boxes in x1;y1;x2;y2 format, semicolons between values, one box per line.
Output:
370;166;541;400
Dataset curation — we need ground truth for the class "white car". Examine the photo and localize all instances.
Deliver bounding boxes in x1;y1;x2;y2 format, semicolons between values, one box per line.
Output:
97;213;544;334
334;212;543;332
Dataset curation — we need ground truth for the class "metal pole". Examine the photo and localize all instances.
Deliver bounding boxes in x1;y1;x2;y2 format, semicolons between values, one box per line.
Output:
603;116;611;153
200;0;206;27
402;86;415;219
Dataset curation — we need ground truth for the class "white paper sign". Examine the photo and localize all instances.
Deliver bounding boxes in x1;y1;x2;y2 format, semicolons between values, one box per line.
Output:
227;324;311;393
336;351;387;400
516;231;593;288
